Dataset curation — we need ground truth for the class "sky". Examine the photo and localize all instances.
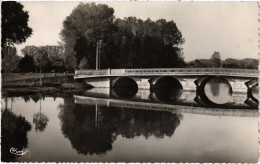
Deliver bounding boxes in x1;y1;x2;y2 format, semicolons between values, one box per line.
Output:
15;1;258;61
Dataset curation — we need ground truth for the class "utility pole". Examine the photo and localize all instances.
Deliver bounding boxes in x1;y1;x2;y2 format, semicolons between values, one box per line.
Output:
96;41;99;70
98;40;102;69
40;61;42;86
96;40;103;70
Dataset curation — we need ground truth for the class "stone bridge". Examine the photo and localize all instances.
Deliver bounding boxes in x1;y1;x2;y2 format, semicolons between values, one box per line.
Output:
74;68;258;93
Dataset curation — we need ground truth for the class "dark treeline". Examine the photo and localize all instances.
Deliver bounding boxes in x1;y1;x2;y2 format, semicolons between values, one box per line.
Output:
187;58;258;69
60;3;185;71
1;45;66;73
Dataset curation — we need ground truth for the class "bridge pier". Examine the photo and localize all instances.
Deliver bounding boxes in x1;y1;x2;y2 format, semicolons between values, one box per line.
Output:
179;78;197;91
226;78;248;93
133;78;150;90
84;77;111;88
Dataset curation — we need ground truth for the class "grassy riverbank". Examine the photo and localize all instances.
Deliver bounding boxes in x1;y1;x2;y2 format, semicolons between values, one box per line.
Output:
2;82;89;96
2;73;90;96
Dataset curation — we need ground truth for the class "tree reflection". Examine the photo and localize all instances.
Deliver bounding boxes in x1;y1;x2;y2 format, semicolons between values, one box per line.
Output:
33;97;49;132
22;95;30;102
59;97;183;155
208;78;221;97
30;94;41;103
1;109;32;162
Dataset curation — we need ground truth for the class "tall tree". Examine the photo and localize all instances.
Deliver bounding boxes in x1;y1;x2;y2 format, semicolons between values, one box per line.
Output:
114;17;185;68
1;1;32;47
18;54;35;73
60;3;118;70
21;46;54;72
210;51;221;68
2;46;20;73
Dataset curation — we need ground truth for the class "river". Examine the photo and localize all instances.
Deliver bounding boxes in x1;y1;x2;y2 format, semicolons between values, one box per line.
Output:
1;78;258;162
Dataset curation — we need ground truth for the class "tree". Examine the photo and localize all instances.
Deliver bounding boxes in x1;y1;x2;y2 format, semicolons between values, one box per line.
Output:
241;58;258;69
78;57;89;69
60;3;185;70
60;3;118;70
1;1;32;47
33;97;49;132
114;17;185;68
210;51;221;68
21;46;52;72
18;54;35;72
58;96;183;155
2;110;31;162
2;46;20;73
34;47;50;73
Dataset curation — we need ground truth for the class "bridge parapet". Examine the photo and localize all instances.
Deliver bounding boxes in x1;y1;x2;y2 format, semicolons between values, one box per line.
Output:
75;68;259;78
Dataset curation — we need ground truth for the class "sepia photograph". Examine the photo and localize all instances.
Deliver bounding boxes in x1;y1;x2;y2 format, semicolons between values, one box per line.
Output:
1;1;259;162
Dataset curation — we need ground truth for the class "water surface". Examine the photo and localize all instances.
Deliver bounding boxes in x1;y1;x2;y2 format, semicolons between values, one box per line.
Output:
1;85;258;162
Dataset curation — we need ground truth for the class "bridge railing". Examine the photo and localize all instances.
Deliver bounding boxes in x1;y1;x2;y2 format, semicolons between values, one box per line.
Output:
75;69;109;76
75;68;259;77
124;68;258;75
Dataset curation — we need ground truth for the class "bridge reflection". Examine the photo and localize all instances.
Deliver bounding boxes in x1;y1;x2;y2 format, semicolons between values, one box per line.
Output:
80;86;258;109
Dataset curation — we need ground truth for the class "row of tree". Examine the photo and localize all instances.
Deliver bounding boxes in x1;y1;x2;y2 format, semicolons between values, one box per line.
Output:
60;3;185;71
1;45;65;73
187;52;258;69
2;44;257;73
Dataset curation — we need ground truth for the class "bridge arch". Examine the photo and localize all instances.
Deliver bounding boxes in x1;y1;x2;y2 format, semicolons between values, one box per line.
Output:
112;77;138;88
198;76;233;93
111;77;138;98
197;76;233;106
248;84;258;103
245;78;258;88
150;76;183;90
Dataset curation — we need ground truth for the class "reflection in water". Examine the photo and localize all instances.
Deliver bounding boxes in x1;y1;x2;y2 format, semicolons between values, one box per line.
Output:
33;98;49;132
152;89;183;102
204;77;232;105
1;109;32;162
58;97;183;155
112;87;138;99
83;86;257;108
113;77;138;99
0;90;258;162
250;84;259;102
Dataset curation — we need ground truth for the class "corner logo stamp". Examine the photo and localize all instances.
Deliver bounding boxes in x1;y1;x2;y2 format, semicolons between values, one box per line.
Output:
10;147;29;156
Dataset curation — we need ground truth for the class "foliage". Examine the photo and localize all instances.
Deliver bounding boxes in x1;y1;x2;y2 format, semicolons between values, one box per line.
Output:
2;46;20;73
60;3;117;70
222;58;258;69
21;45;64;72
1;109;31;162
78;57;89;69
34;47;49;73
188;57;258;69
1;1;32;47
18;54;35;73
58;96;182;155
60;3;185;70
114;17;185;68
210;51;221;68
33;112;49;132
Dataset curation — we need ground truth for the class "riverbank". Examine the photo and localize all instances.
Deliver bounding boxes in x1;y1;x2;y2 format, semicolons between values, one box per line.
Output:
1;82;90;96
1;73;92;96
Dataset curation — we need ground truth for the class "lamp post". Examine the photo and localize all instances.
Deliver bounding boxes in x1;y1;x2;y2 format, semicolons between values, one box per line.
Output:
96;41;99;70
96;40;103;70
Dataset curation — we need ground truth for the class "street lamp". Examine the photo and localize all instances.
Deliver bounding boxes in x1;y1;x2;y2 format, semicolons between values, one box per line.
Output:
96;40;103;70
